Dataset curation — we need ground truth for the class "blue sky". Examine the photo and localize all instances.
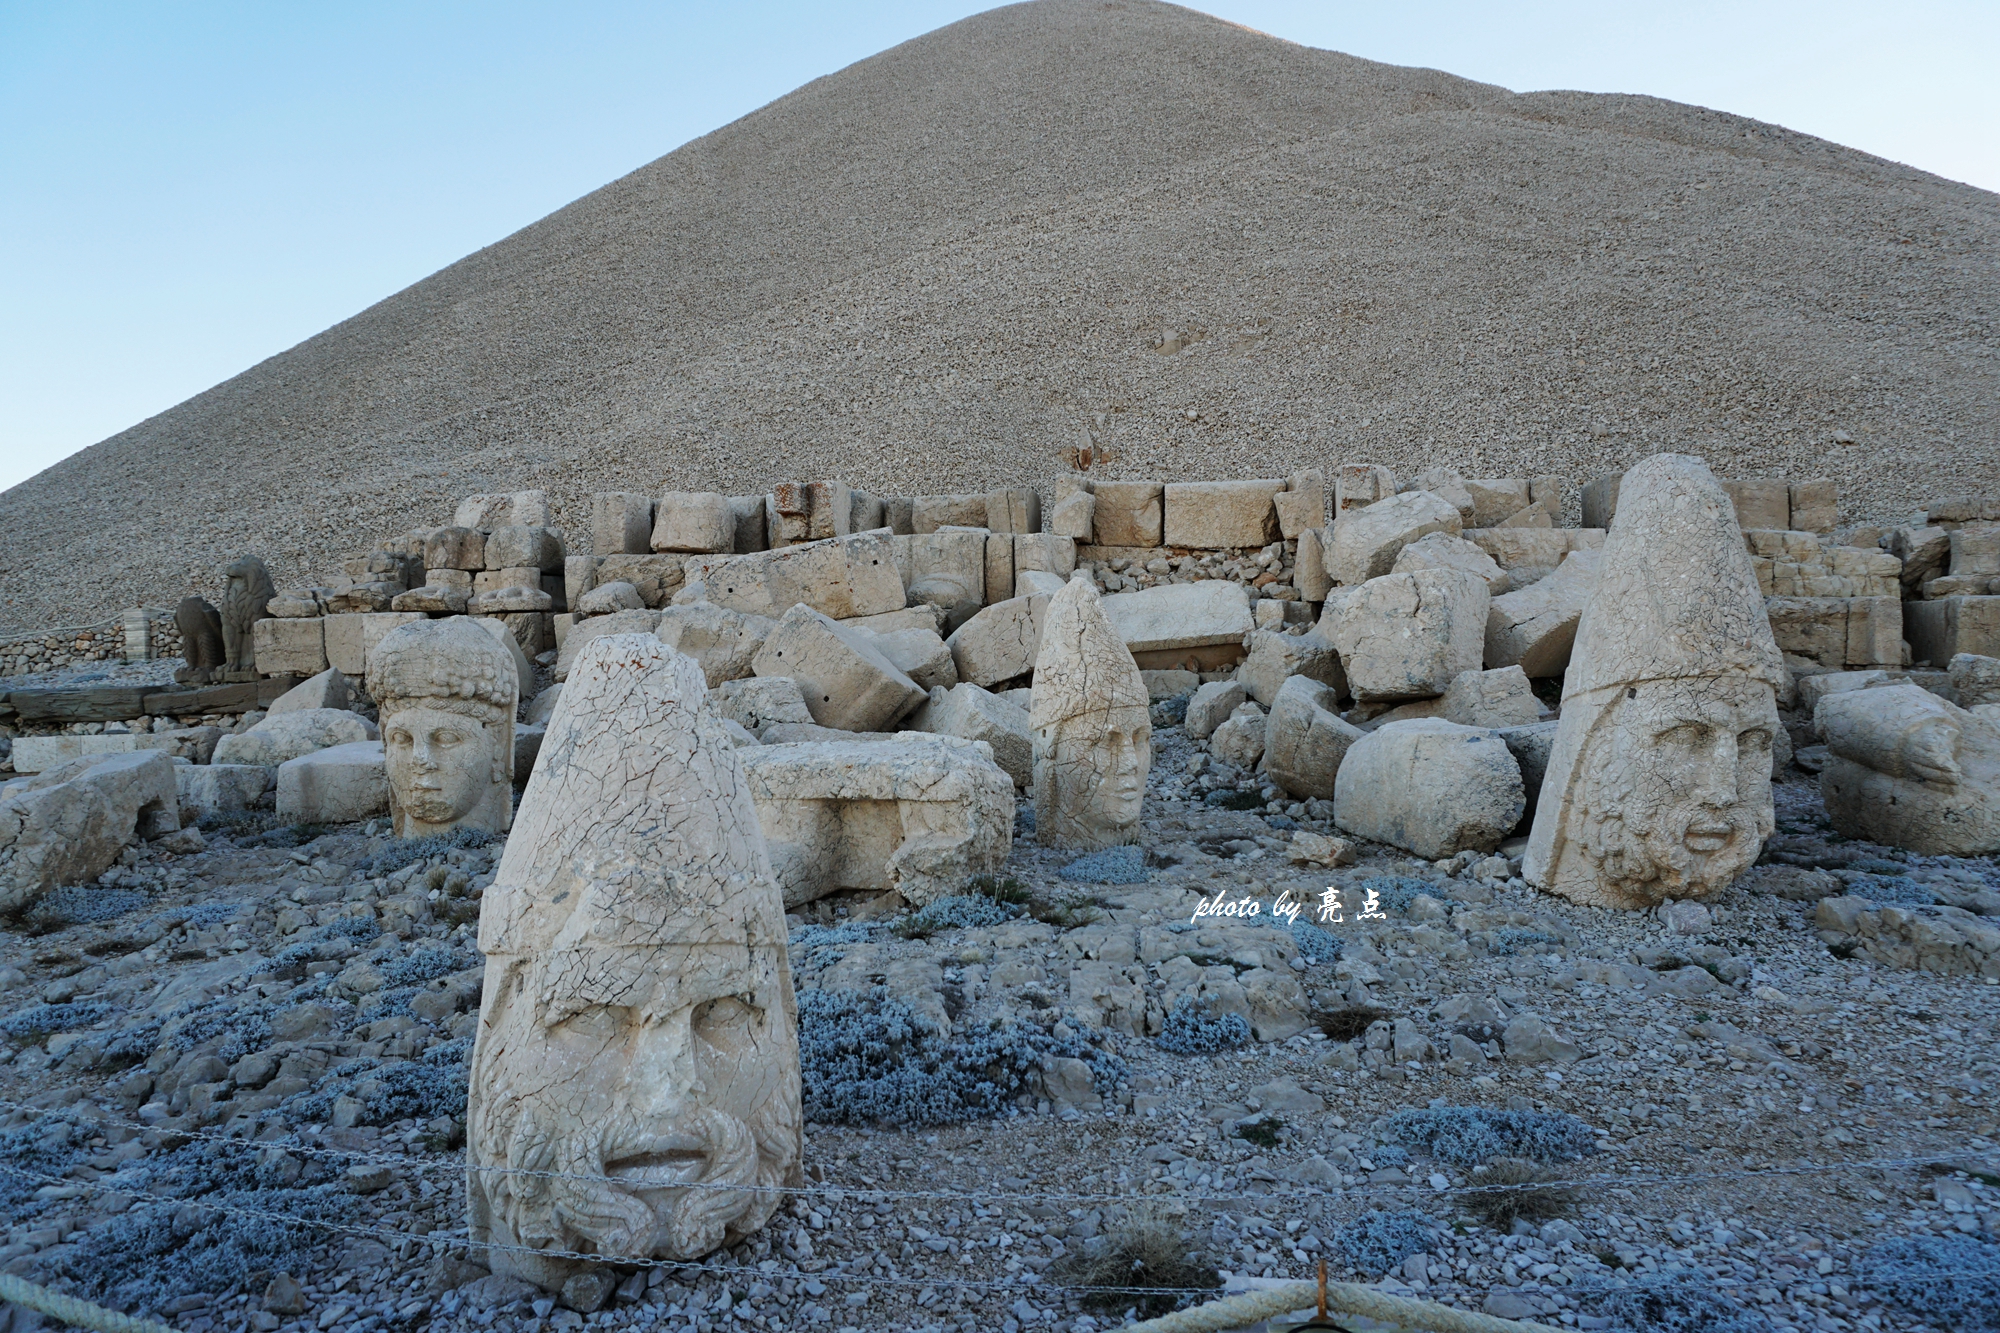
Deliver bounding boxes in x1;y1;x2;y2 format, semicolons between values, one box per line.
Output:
3;1;1994;493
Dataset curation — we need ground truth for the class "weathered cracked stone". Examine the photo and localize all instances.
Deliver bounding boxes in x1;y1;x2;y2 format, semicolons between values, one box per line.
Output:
1525;454;1785;909
213;708;379;768
1484;549;1602;678
908;683;1033;786
368;618;519;838
1263;676;1364;800
1030;575;1152;850
751;604;926;733
1334;719;1523;859
1322;568;1488;702
1818;682;2000;855
469;633;801;1292
654;604;775;688
0;751;179;913
737;736;1014;906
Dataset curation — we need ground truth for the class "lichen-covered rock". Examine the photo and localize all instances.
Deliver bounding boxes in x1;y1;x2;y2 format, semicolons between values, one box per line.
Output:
469;632;800;1292
1525;455;1785;909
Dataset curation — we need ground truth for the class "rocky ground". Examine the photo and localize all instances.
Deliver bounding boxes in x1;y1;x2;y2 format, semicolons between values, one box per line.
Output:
3;710;1998;1333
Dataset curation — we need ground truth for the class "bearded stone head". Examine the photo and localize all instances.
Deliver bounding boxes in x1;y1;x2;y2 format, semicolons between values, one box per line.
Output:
466;634;801;1290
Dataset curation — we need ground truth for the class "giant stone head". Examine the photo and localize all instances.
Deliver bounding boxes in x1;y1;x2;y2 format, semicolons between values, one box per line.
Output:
466;634;800;1290
1029;573;1151;849
368;617;518;838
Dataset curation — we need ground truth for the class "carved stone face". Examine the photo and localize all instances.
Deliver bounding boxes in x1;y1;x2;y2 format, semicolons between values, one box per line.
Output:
470;935;798;1274
384;705;500;833
1572;676;1777;905
1040;705;1151;848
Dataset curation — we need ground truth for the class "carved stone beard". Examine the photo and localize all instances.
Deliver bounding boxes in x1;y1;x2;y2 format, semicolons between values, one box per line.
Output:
1567;679;1775;907
478;1090;788;1278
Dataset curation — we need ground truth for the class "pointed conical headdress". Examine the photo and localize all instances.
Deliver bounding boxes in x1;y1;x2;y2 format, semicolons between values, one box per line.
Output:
1564;453;1785;698
1029;573;1149;732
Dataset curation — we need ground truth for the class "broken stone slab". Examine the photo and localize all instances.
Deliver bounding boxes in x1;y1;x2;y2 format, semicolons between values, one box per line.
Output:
909;493;990;533
391;585;470;615
590;491;654;556
984;487;1041;534
1013;532;1078;587
1209;702;1267;770
213;708;380;767
576;580;645;615
1818;682;2000;855
651;492;736;553
1090;481;1164;547
945;592;1051;688
655;604;775;688
1015;569;1067;598
737;736;1014;907
1461;528;1605;578
698;530;904;621
472;567;545;597
1951;653;2000;707
252;618;328;678
484;525;563;572
468;586;553;615
869;627;958;691
1767;595;1904;669
1295;527;1333;601
1099;581;1254;662
1049;488;1095;541
1322;568;1488;702
425;527;487;572
1140;669;1200;701
1483;549;1601;677
276;741;389;824
554;608;663;681
1392;531;1507;594
1464;479;1533;528
1722;478;1791;531
1789;479;1838;534
751;605;926;732
1440;665;1547;729
908;527;989;617
1184;680;1248;740
1334;463;1395;516
0;751;179;913
1526;454;1785;910
267;668;359;716
319;611;421;678
1163;480;1285;549
1263;676;1364;800
456;491;550;530
323;585;394;614
1325;489;1462;586
712;676;814;736
1495;719;1560;824
1235;629;1346;707
173;763;274;821
468;632;799;1290
1405;468;1476;526
907;683;1033;786
1333;719;1524;859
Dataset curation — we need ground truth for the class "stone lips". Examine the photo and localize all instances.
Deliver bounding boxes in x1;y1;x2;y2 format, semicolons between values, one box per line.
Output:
469;633;801;1287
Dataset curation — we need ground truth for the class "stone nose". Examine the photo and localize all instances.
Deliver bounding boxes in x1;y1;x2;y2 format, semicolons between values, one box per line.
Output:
1690;730;1741;807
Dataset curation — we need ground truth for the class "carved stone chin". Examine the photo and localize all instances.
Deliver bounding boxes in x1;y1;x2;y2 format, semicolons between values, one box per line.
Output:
1029;574;1152;850
367;617;518;839
467;633;801;1292
1526;455;1786;909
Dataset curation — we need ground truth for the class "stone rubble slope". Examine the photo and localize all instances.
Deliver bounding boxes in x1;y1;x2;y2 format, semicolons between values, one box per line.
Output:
5;0;1997;633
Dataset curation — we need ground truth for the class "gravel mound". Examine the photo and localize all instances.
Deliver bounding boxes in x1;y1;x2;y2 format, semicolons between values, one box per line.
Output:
3;0;1994;633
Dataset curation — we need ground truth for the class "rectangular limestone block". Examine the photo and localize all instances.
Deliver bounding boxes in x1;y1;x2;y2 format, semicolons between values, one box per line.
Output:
1464;479;1533;528
729;495;769;552
1764;597;1851;668
945;593;1051;688
277;740;388;823
1844;596;1903;668
909;528;988;609
592;492;655;557
595;554;686;608
702;530;906;620
850;490;885;535
911;494;989;534
1580;474;1620;531
424;526;485;571
1463;528;1606;571
1529;474;1567;524
1295;527;1333;601
563;555;596;612
842;606;947;635
1163;480;1284;549
1011;533;1076;585
1100;580;1254;654
474;568;542;595
253;617;327;677
1049;489;1095;541
1905;596;2000;666
984;532;1015;605
651;492;736;553
1724;479;1791;531
1789;479;1838;534
323;611;423;677
984;487;1041;535
9;736;84;773
484;524;562;571
1951;525;2000;577
1090;481;1163;547
1275;470;1326;539
884;497;915;535
806;480;851;541
1335;464;1395;516
456;491;549;530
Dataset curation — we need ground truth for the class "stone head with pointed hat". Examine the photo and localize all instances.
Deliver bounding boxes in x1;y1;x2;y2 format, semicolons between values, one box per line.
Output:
466;634;800;1291
1029;573;1151;849
1525;455;1785;908
367;617;518;838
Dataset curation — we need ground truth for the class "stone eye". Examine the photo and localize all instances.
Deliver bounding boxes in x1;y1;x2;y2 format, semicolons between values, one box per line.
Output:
692;996;759;1048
